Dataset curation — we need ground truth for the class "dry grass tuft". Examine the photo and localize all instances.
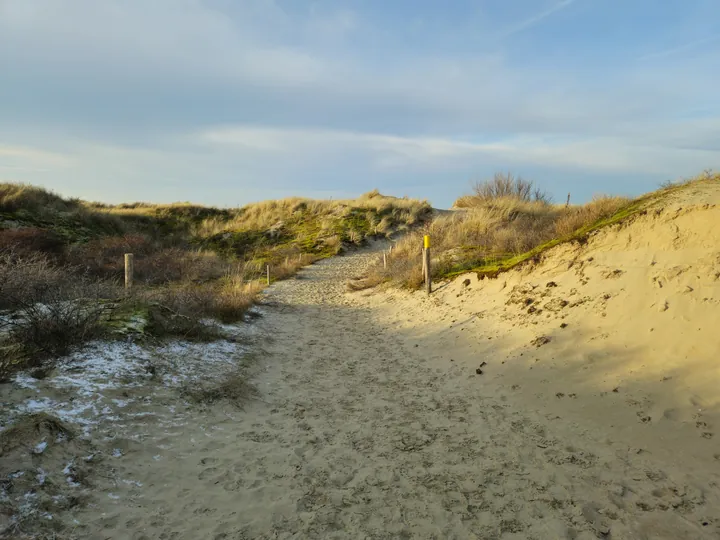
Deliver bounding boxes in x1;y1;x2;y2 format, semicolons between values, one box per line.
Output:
357;175;634;289
554;196;630;238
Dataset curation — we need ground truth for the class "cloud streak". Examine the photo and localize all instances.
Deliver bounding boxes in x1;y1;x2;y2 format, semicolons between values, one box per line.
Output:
500;0;576;37
637;34;720;61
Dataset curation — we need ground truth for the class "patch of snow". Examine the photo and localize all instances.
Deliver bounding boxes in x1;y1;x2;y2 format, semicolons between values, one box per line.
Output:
112;398;132;408
8;471;25;479
121;479;143;487
66;477;81;488
33;441;48;454
3;319;261;438
111;448;123;458
13;374;39;390
107;493;120;500
152;455;161;461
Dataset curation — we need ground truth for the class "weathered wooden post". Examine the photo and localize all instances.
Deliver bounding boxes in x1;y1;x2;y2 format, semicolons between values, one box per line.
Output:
266;264;271;286
566;193;571;207
383;252;387;269
389;245;393;256
124;253;134;289
423;235;431;295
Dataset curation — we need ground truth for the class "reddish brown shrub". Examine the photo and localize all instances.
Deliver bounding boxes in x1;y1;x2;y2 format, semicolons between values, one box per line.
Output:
66;234;155;278
0;228;65;258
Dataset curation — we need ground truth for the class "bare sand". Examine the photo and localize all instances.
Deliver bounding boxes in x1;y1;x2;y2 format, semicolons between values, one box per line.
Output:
66;182;720;540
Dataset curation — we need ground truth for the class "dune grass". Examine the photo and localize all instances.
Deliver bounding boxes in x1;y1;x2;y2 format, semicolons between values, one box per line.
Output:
354;172;718;290
0;184;430;379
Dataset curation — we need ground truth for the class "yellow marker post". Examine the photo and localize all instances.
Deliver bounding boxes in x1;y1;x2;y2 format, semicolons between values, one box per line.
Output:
423;235;431;294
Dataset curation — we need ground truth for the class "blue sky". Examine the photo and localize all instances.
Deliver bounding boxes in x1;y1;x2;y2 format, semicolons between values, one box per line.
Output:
1;0;719;208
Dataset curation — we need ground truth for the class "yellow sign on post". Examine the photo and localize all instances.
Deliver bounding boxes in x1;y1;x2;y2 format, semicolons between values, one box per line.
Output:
423;235;430;249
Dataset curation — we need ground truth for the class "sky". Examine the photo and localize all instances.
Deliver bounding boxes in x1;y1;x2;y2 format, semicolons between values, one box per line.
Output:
1;0;719;209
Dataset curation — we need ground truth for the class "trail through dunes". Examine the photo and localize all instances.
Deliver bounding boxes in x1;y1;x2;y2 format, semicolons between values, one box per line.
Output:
73;224;720;539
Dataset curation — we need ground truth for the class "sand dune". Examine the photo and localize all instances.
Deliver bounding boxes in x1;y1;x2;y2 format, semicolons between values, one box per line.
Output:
5;181;720;539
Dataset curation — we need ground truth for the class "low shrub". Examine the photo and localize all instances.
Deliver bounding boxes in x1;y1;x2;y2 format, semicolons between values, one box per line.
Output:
0;228;65;259
0;252;67;310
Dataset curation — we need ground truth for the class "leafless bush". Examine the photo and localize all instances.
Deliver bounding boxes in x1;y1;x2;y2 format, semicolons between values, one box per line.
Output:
0;252;67;310
139;274;261;339
68;236;233;285
0;253;118;378
456;173;552;207
2;281;111;359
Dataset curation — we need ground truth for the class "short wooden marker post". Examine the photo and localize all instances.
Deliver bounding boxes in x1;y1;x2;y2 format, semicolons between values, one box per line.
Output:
423;235;431;295
383;252;387;269
266;265;271;286
124;253;134;289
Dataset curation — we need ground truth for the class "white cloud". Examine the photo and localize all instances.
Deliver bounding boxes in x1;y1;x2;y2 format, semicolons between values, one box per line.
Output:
197;125;720;175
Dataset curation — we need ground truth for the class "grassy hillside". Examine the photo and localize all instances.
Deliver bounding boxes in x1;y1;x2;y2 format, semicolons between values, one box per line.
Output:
0;184;431;379
351;171;718;290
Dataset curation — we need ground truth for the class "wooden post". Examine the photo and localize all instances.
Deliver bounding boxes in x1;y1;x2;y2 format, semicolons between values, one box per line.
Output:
423;235;431;295
565;193;571;207
383;252;387;269
389;245;393;256
124;253;134;289
421;248;426;278
266;265;271;285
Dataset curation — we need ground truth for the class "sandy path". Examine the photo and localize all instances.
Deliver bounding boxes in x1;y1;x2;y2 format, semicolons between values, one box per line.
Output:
82;245;719;540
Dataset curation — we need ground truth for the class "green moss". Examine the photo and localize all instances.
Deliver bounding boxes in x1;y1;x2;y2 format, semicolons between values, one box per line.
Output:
102;303;149;337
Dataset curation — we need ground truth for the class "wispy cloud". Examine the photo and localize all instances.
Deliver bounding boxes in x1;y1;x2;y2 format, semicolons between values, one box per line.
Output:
501;0;576;37
198;125;720;176
638;34;720;61
0;144;72;166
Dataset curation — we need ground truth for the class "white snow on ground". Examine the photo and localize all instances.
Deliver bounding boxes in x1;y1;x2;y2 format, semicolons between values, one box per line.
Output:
1;318;259;436
0;314;266;535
